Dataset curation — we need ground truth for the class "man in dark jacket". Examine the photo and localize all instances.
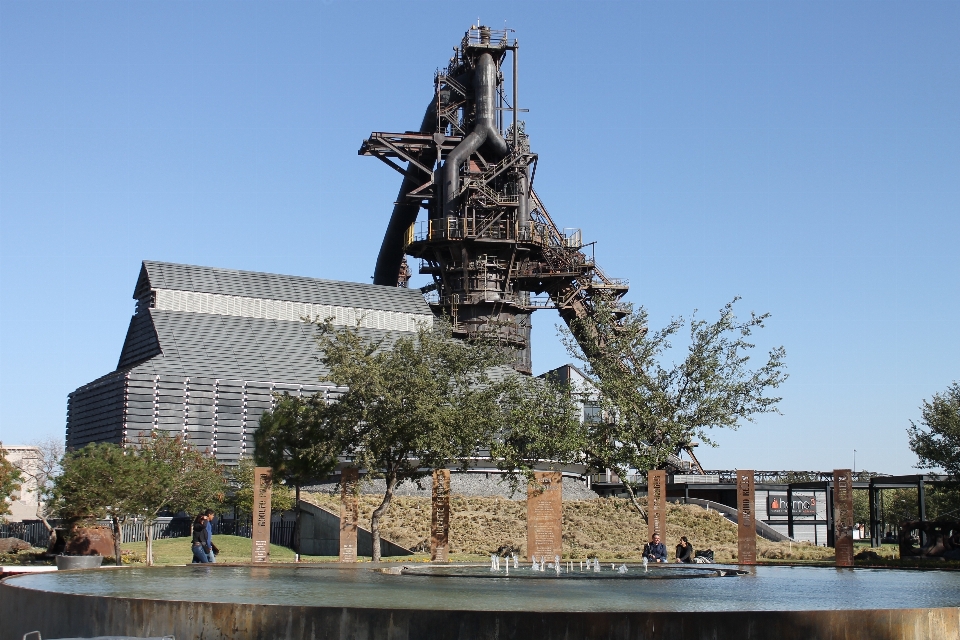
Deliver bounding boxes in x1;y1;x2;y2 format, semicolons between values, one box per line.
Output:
643;533;667;563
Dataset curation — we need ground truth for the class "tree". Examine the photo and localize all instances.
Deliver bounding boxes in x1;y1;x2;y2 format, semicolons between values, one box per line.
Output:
226;458;295;519
0;443;22;520
486;376;587;492
131;431;227;565
13;438;63;544
255;393;342;560
50;442;142;565
563;297;788;518
317;321;506;561
908;382;960;478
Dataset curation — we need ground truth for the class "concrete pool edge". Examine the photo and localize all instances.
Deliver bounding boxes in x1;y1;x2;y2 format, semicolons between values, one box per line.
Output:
2;579;958;640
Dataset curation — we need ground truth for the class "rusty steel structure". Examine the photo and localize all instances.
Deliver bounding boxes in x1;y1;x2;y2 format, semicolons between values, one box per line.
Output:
361;24;628;374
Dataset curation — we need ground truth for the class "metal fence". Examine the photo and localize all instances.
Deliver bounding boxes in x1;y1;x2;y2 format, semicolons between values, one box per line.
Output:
0;520;53;548
214;518;296;548
0;517;297;549
120;517;192;543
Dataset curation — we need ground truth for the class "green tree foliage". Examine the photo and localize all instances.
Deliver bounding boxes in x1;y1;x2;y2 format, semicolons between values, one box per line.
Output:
853;487;870;526
563;298;787;518
926;486;960;522
881;488;920;528
52;433;225;565
908;382;960;478
227;458;295;518
317;321;509;561
487;376;587;491
255;393;342;558
51;442;142;564
131;431;226;565
0;443;22;520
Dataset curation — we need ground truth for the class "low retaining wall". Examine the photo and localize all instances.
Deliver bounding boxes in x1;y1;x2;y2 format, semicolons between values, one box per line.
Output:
1;580;957;640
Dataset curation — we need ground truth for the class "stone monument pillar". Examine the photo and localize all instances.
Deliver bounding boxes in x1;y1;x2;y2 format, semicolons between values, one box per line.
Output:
737;469;757;565
339;467;359;563
526;471;562;561
430;469;451;562
646;470;667;543
834;469;854;567
251;467;272;564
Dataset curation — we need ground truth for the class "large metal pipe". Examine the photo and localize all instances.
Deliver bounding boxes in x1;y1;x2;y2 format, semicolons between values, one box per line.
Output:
517;168;530;233
372;100;438;286
442;53;507;220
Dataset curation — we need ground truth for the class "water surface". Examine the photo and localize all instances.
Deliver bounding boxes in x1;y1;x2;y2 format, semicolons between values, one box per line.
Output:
7;564;960;612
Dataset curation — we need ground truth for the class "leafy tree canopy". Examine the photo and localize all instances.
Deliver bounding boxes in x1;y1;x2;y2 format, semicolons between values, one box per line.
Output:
254;393;342;490
51;432;225;565
51;442;141;524
227;458;296;517
132;431;227;522
51;442;142;564
0;443;22;520
316;320;512;560
487;375;587;491
255;392;343;558
908;382;960;478
563;297;787;517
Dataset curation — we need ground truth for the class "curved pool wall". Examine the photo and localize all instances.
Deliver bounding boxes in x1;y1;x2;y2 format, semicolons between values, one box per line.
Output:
2;564;958;640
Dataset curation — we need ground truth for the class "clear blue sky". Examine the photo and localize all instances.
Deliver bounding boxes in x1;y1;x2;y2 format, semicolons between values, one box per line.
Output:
1;1;957;474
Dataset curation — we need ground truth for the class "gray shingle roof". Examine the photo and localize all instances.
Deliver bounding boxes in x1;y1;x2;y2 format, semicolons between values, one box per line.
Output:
126;309;403;385
135;261;430;315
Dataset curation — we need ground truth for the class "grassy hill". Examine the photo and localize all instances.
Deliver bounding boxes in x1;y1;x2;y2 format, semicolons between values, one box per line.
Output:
303;493;838;563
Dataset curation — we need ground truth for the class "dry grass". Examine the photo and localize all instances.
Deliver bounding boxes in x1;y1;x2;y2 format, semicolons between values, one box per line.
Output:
302;493;835;562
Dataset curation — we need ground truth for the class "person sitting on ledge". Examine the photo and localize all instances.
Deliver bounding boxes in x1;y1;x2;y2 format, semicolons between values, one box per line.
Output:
675;536;694;563
643;533;667;563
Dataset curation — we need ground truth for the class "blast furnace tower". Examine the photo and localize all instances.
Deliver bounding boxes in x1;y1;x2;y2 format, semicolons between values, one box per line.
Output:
361;25;628;374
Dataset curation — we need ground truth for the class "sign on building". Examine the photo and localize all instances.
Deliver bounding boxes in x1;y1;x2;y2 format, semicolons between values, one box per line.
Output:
767;494;817;517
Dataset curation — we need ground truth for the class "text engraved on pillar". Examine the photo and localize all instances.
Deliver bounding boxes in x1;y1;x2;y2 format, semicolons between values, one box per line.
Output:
526;471;562;560
834;469;855;567
251;467;272;564
647;470;667;544
431;469;451;562
737;469;757;565
340;467;359;563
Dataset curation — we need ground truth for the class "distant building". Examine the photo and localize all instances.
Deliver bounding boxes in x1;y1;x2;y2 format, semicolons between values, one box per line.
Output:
2;445;42;522
539;363;602;425
66;261;434;464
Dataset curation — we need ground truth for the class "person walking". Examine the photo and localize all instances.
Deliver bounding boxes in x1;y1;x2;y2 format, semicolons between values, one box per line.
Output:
675;536;694;563
203;509;219;563
191;513;211;563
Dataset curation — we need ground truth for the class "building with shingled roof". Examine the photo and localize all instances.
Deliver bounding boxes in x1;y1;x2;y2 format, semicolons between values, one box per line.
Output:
66;261;434;463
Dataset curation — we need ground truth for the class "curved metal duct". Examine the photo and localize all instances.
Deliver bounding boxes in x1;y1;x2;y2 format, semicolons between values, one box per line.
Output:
372;101;438;286
441;53;508;220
